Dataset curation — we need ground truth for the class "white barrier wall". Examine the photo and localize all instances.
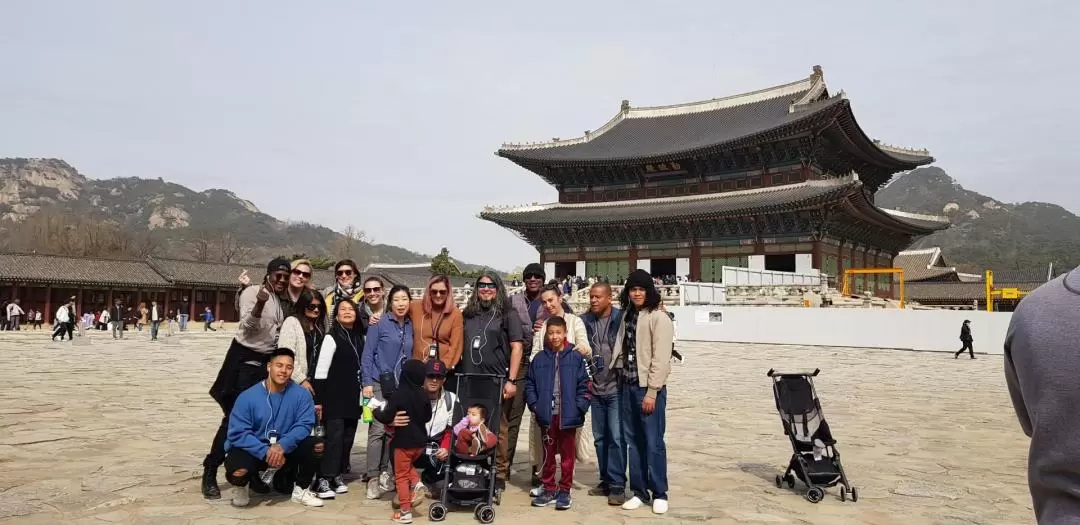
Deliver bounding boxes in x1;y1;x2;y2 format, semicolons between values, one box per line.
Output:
670;306;1012;355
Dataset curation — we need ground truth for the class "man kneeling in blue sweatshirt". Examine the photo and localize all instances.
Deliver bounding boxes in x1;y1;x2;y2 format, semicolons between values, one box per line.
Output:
526;316;591;511
225;348;324;508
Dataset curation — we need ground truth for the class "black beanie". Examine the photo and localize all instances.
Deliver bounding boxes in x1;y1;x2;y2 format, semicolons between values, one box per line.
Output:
625;269;654;290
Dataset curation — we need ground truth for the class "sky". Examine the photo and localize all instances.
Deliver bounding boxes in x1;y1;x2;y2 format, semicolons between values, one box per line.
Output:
1;1;1078;271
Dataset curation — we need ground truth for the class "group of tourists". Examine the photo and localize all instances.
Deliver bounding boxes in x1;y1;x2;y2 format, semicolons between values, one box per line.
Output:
200;257;675;521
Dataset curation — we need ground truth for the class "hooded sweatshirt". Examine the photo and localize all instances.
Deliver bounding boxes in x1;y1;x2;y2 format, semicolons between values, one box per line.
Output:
226;379;315;459
1005;268;1080;524
375;359;433;448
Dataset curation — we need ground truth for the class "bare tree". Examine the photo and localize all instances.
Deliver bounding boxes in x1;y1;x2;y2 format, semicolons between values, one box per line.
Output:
334;225;367;261
190;227;216;262
219;230;251;264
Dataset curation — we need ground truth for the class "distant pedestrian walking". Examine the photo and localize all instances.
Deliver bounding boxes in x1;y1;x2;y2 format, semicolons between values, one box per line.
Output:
202;307;216;331
955;320;974;359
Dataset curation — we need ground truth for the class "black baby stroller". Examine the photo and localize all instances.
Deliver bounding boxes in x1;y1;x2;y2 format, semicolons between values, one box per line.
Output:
428;372;504;524
766;368;857;503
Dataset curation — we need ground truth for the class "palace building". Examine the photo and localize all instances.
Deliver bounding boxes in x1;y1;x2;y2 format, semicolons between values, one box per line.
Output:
481;66;950;296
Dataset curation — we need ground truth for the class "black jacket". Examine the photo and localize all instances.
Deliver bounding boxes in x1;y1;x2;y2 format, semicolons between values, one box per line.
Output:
375;359;432;448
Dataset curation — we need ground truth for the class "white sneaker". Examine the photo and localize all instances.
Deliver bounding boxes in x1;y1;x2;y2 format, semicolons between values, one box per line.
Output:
333;475;349;494
378;470;394;492
621;496;644;510
652;498;668;514
366;478;383;499
411;482;426;506
231;485;250;507
292;486;325;507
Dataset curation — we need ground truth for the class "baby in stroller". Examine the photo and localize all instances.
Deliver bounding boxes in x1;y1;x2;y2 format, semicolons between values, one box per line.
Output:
427;373;504;524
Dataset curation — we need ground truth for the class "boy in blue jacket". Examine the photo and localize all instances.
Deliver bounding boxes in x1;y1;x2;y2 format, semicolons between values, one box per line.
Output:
525;316;591;511
225;348;323;508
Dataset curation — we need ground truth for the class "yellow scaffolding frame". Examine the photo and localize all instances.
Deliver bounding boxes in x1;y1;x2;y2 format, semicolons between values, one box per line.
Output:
841;268;906;309
985;270;1029;312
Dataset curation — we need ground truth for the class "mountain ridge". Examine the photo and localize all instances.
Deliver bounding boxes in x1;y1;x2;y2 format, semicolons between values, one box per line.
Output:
0;157;491;271
876;166;1080;273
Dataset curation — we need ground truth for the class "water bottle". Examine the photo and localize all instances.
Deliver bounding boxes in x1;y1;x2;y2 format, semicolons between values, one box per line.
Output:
313;422;325;438
259;430;280;484
361;396;374;424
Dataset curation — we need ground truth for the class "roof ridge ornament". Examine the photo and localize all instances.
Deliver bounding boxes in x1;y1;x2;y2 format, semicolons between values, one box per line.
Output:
871;140;931;157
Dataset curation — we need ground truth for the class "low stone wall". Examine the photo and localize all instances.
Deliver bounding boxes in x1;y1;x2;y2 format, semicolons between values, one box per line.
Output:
669;305;1012;354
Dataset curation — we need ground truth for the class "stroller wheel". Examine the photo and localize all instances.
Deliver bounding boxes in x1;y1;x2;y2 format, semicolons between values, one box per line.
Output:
775;475;783;488
839;486;847;502
428;502;447;522
477;504;496;524
786;475;796;489
850;487;859;503
805;487;825;503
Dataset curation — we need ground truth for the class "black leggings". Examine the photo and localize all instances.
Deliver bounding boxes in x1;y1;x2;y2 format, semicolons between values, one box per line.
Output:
225;436;322;488
321;418;358;478
955;341;974;358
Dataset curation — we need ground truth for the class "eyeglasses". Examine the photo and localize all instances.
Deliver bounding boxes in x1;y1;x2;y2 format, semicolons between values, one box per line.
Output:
336;269;355;277
429;289;449;296
305;303;320;311
524;274;544;280
476;283;497;290
364;287;382;293
292;269;311;279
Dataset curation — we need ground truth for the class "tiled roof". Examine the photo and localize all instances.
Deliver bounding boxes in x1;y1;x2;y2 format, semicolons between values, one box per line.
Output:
991;268;1054;284
893;248;959;282
906;281;1042;302
0;253;170;287
497;67;933;168
482;177;860;228
147;257;264;287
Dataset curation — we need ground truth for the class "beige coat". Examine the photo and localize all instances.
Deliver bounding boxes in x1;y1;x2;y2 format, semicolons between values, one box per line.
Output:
611;307;674;399
531;311;591;357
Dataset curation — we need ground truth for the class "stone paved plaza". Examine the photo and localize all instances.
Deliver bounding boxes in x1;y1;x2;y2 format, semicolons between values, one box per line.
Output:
0;329;1034;524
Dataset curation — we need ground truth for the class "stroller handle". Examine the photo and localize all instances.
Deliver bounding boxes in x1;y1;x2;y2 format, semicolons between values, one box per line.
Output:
766;368;820;378
452;372;507;379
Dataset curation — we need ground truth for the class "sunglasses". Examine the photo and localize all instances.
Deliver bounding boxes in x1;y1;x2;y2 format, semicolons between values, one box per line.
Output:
336;269;355;277
524;274;544;280
305;303;321;311
270;273;289;281
429;289;449;296
292;269;311;279
364;287;382;293
476;282;497;290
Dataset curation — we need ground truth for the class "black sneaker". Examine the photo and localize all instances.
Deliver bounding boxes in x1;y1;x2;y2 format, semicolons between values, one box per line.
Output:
555;491;572;510
588;484;609;497
607;490;626;506
531;490;557;507
201;466;221;499
530;468;541;488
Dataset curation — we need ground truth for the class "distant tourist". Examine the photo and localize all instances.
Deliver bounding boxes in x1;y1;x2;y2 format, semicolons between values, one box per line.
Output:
955;320;974;359
202;307;216;332
52;297;76;341
179;297;190;331
137;302;148;332
33;309;43;329
97;308;110;331
202;257;292;500
613;269;673;514
1004;269;1080;523
6;298;24;330
223;348;324;508
149;301;162;341
110;300;125;339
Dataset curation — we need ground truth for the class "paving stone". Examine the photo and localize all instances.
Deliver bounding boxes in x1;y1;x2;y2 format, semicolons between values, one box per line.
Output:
0;336;1034;524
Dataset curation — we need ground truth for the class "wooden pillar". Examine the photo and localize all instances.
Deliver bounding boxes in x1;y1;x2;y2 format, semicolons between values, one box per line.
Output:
628;245;638;274
190;287;197;318
77;287;84;317
44;285;52;324
689;242;702;282
107;289;114;309
135;289;142;310
214;290;222;323
163;290;170;317
811;240;823;272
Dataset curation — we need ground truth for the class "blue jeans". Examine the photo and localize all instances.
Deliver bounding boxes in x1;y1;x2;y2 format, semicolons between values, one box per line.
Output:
179;314;189;331
591;392;626;491
621;383;668;502
150;320;161;340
